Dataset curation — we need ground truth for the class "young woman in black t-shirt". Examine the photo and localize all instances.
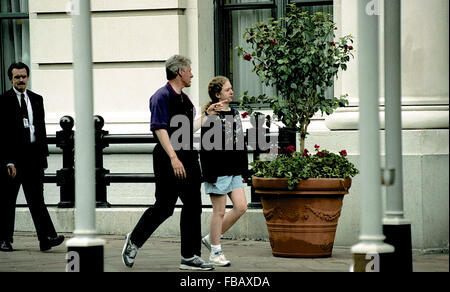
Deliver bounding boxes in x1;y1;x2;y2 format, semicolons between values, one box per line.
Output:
200;76;248;267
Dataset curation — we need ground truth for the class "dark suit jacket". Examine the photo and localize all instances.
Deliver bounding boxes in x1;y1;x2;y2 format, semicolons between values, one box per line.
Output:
0;92;7;177
1;88;49;169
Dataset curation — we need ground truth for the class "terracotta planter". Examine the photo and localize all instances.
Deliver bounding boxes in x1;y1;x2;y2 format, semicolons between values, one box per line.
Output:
253;177;352;258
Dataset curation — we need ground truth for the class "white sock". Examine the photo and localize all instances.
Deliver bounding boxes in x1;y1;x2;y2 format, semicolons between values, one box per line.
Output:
204;234;222;240
211;244;222;255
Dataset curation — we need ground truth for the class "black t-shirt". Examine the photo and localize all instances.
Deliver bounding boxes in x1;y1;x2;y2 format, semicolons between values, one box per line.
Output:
200;108;249;183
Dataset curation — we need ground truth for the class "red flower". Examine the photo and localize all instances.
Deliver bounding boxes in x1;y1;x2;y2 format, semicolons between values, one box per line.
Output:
330;41;336;46
317;152;324;157
286;145;295;154
243;54;252;61
241;112;249;119
314;144;320;149
339;150;348;156
269;40;278;45
302;149;309;157
348;45;353;50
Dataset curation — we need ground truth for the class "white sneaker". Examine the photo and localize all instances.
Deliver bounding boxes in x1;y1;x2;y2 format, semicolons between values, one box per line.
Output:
202;235;211;251
209;251;231;267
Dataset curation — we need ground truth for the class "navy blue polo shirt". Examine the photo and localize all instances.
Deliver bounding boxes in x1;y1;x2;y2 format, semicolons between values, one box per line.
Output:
149;82;196;147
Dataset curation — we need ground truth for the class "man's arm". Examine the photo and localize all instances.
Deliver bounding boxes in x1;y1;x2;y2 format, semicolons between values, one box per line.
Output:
1;92;18;178
36;94;49;170
154;129;186;180
193;112;207;133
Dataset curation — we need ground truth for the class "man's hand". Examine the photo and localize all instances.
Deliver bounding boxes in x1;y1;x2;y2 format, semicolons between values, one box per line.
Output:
154;129;186;180
171;156;186;180
7;165;16;178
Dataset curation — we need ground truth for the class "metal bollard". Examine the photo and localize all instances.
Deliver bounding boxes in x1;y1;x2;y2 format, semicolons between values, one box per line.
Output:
94;115;111;208
56;116;75;208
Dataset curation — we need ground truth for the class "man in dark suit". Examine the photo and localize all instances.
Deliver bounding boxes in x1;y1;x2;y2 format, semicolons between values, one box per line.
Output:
0;62;64;252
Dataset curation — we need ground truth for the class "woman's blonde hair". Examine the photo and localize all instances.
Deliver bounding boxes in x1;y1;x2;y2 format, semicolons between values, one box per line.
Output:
202;76;230;113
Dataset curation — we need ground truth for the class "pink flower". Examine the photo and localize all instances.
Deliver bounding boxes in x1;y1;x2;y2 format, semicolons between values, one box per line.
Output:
317;152;324;157
330;41;336;46
241;112;250;119
286;145;295;154
302;149;309;157
314;144;320;149
339;150;348;156
243;54;252;61
269;40;278;45
348;45;353;50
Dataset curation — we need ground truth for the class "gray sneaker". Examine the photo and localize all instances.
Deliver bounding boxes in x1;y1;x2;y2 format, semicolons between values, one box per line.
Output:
202;236;211;251
122;233;138;268
179;255;215;271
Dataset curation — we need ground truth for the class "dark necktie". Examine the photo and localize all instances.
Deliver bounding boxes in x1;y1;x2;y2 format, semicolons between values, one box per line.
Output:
20;93;31;144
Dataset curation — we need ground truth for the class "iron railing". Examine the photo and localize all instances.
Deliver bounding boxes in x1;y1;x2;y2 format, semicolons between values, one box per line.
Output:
42;115;295;209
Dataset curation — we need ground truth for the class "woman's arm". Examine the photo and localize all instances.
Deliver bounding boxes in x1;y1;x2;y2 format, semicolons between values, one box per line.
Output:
193;101;226;133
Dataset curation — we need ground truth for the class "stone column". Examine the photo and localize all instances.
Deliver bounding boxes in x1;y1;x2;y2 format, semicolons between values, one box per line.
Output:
327;0;449;130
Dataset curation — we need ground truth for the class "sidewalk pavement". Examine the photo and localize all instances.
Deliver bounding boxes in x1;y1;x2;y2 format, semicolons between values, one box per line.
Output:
0;232;448;273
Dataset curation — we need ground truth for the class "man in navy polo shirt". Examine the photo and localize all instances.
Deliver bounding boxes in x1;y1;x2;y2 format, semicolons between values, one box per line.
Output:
122;55;223;270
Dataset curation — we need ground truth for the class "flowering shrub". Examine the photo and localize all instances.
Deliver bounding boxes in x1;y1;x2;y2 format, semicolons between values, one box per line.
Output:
251;145;359;189
237;4;354;152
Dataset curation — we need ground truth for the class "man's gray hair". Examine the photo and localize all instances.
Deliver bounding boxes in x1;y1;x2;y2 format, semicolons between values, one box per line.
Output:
165;55;191;80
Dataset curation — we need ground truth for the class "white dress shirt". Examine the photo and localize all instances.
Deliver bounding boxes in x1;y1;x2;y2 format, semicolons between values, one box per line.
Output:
13;87;36;143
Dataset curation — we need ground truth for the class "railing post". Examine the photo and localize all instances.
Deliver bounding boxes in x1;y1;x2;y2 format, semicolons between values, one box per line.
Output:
246;118;268;209
56;116;75;208
278;127;296;154
94;115;111;208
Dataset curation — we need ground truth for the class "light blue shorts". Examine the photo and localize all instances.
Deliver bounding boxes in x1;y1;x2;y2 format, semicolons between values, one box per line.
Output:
204;175;244;195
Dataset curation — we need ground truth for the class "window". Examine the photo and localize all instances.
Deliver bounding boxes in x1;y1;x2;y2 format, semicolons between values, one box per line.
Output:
214;0;333;103
0;0;30;93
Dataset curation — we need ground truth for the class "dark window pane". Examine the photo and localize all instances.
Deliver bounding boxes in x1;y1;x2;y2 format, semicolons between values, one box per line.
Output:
231;9;277;101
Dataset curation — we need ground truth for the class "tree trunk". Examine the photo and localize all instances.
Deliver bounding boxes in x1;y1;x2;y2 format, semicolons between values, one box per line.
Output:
299;135;305;154
298;121;309;153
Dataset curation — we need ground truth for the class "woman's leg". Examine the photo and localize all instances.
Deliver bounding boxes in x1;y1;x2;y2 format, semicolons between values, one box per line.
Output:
209;194;227;246
221;187;247;234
